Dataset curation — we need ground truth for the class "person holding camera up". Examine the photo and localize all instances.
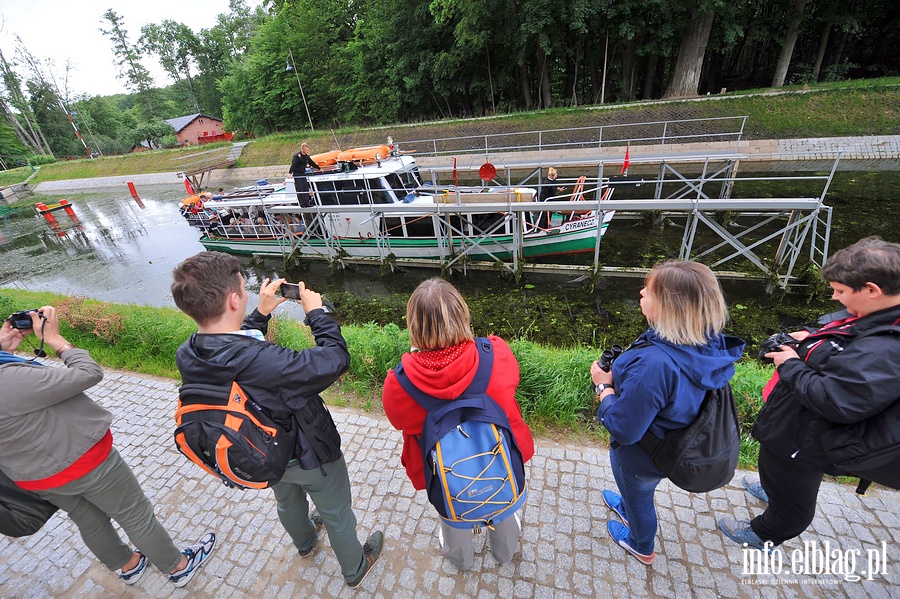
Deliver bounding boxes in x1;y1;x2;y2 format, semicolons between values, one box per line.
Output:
719;236;900;550
589;260;744;565
0;306;216;588
171;251;384;589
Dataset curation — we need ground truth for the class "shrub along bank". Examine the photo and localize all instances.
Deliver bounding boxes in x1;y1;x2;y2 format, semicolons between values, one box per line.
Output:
0;289;769;468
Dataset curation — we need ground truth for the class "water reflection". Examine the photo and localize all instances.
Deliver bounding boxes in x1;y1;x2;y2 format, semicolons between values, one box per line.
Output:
2;189;200;305
1;185;842;347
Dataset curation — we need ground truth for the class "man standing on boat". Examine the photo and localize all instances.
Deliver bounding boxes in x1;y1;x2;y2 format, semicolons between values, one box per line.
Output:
289;142;320;207
535;167;565;230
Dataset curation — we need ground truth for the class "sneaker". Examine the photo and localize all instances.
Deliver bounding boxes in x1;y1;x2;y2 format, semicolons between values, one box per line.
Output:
602;490;629;527
346;531;384;589
607;521;654;565
742;476;769;503
718;516;767;550
299;510;325;558
119;551;147;585
169;532;216;588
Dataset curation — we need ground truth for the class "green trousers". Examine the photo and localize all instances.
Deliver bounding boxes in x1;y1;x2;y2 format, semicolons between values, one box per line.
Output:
37;447;182;573
271;455;366;582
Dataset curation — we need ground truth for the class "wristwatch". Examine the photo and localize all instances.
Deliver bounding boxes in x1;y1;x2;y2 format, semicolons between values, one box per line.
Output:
594;383;614;395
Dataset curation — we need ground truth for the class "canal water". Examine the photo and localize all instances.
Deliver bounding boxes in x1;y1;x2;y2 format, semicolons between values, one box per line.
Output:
0;186;647;299
2;173;889;348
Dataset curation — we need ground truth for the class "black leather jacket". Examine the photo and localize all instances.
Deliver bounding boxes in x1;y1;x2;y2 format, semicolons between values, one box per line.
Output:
175;308;349;470
751;304;900;471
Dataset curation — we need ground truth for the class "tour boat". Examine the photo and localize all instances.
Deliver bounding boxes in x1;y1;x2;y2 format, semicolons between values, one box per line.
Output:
179;144;616;267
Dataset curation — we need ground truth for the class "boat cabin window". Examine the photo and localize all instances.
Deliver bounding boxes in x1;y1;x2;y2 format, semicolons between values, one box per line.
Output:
399;168;422;189
313;179;391;205
383;173;408;200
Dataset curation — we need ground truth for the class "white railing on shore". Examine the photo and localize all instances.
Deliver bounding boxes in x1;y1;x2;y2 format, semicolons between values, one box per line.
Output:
399;116;749;158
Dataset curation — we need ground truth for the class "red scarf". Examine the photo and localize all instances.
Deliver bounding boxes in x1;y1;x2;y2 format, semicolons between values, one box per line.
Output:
411;342;469;371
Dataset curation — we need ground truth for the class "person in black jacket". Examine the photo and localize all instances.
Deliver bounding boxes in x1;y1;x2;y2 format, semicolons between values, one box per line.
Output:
171;251;384;589
718;236;900;550
534;167;565;229
288;142;320;207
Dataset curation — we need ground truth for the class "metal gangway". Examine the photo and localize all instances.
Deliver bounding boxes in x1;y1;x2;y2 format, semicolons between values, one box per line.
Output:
264;118;837;290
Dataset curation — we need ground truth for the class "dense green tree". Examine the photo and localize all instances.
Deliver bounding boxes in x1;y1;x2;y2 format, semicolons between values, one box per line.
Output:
1;0;897;147
26;80;81;157
194;0;269;117
128;119;176;149
0;46;53;156
219;0;356;132
342;0;453;123
100;9;156;114
140;20;201;112
0;121;28;164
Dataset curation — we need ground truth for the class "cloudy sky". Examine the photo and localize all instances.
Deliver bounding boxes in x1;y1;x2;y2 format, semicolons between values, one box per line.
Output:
0;0;264;98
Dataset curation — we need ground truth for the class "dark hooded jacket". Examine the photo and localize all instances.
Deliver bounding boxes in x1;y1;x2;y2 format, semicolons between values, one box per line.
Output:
751;304;900;472
175;308;348;470
597;329;745;475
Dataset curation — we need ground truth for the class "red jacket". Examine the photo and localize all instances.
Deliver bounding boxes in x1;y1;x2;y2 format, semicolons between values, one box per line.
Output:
382;336;535;490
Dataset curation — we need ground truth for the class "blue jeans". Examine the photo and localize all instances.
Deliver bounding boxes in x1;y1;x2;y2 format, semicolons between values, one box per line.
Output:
608;445;663;555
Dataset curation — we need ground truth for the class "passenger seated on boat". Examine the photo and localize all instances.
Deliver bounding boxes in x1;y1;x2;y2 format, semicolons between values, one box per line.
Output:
207;212;225;237
287;215;306;235
226;217;240;236
254;216;270;237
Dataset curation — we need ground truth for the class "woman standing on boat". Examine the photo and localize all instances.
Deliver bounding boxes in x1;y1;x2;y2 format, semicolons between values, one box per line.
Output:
289;142;320;207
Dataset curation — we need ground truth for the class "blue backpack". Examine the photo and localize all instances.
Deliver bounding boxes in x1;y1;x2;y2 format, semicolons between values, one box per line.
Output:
394;338;527;529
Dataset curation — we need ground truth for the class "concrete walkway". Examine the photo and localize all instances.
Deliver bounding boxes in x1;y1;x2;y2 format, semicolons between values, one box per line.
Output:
27;135;900;194
0;361;896;598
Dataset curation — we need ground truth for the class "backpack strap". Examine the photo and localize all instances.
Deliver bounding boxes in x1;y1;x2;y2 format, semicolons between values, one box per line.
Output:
394;337;494;413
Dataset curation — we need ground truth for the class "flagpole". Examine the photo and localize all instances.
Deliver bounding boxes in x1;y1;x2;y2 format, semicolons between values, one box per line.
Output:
288;48;315;131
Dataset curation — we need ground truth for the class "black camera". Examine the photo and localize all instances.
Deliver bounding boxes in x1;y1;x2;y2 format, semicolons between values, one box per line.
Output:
758;332;800;363
596;344;624;372
5;309;40;330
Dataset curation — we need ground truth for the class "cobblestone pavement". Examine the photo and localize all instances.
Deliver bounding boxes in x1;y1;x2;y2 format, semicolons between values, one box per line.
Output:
1;365;897;598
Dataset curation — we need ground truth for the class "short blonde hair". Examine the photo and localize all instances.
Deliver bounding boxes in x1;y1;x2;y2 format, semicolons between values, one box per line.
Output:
547;167;558;178
645;260;727;346
407;278;474;351
300;142;310;151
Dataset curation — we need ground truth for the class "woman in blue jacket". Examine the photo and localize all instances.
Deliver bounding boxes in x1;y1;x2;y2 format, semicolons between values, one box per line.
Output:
590;260;744;565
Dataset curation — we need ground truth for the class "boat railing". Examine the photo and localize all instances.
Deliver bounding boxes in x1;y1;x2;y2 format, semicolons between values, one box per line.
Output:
399;116;748;158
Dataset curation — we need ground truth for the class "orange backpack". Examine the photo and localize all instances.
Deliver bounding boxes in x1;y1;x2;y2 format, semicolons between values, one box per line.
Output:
175;381;293;489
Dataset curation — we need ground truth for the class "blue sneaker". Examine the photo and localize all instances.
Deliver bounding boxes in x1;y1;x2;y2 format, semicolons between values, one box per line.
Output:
607;520;654;565
119;551;147;585
742;476;769;503
718;516;768;550
602;490;629;527
169;532;216;588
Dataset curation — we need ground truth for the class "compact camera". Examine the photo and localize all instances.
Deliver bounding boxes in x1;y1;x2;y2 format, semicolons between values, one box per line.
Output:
5;309;40;330
758;331;800;363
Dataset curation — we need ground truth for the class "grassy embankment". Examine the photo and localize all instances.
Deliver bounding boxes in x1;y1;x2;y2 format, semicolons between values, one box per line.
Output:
0;289;771;468
3;77;898;189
